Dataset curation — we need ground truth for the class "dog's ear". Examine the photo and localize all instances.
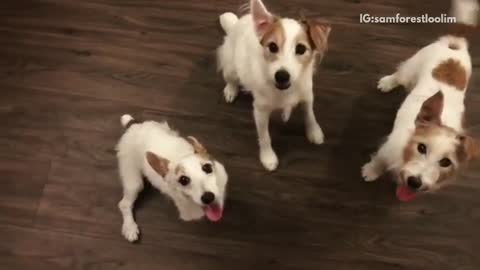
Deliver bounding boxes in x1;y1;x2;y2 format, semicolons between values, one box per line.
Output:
457;135;480;162
416;91;444;126
187;136;209;156
146;151;170;177
251;0;274;38
304;19;331;53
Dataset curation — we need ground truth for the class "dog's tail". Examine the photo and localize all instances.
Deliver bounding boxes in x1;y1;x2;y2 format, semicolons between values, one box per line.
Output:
448;0;479;41
120;114;141;130
219;12;238;34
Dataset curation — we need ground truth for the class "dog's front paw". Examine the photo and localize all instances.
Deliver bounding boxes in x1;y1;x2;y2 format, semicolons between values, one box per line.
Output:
223;84;238;103
260;148;279;171
179;207;204;221
307;124;325;145
362;161;382;182
122;221;140;242
377;75;397;93
282;107;292;123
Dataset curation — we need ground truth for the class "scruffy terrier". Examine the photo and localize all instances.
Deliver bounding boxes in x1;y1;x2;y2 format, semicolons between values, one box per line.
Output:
217;0;331;171
362;0;479;201
116;115;228;242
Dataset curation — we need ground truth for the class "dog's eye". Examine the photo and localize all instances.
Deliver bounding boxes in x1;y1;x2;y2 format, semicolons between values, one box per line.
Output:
295;44;307;55
268;42;279;53
202;163;213;174
178;176;190;186
439;158;452;167
417;143;427;154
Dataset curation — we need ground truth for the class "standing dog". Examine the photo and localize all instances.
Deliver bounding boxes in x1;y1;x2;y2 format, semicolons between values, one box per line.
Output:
362;0;479;201
116;115;228;242
217;0;331;171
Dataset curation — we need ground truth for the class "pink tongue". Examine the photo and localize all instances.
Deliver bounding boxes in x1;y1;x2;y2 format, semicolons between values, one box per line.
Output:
396;185;417;202
205;204;223;222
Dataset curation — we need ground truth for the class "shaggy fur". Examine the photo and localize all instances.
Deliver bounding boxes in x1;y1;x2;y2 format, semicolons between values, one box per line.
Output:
362;0;479;201
116;115;228;242
217;0;331;171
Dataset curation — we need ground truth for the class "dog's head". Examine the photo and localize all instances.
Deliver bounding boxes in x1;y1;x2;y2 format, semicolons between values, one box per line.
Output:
397;91;480;201
251;0;331;90
146;137;228;222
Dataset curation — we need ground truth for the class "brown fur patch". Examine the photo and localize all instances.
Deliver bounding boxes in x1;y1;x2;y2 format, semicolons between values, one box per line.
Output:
186;136;210;159
294;30;315;67
260;18;284;61
146;151;170;177
448;43;460;50
301;19;331;53
432;59;468;90
416;91;444;125
457;136;480;162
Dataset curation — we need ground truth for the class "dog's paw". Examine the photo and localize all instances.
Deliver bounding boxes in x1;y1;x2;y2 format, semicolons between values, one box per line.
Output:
260;148;279;171
179;207;204;221
307;124;325;145
282;107;292;123
362;162;381;182
377;75;397;92
122;221;140;242
223;84;238;103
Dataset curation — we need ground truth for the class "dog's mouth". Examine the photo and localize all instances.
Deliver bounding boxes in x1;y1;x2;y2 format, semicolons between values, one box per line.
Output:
396;184;417;202
275;82;291;90
204;203;223;222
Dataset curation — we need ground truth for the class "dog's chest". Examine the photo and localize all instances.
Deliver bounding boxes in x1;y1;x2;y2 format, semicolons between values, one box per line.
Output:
255;88;302;110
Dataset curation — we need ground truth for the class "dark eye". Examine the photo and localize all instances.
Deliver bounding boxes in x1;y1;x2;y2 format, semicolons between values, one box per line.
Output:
268;42;278;53
439;158;452;167
202;163;213;174
417;143;427;154
295;44;307;55
178;176;190;186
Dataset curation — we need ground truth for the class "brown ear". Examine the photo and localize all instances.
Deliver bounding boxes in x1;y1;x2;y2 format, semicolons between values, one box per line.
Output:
251;0;274;38
187;136;208;156
458;136;480;161
416;91;444;126
146;151;170;177
304;19;331;53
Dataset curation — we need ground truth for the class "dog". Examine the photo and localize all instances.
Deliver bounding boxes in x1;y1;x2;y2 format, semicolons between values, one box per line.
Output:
116;115;228;242
217;0;331;171
362;0;480;201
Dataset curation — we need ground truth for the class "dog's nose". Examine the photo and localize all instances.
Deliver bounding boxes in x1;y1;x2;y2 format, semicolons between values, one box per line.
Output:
407;176;422;190
274;69;290;85
201;192;215;205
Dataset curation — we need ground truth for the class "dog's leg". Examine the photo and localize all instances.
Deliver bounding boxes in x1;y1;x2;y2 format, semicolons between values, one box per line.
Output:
222;70;240;103
282;106;292;123
118;165;143;242
254;105;278;171
303;99;324;144
377;74;400;93
362;151;387;182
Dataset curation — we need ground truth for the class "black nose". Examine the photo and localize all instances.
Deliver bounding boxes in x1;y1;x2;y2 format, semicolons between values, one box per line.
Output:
201;192;215;205
274;69;290;85
407;176;422;190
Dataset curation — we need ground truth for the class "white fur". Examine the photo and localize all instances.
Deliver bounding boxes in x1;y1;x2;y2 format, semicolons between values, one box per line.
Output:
116;115;228;242
362;0;476;188
217;0;325;171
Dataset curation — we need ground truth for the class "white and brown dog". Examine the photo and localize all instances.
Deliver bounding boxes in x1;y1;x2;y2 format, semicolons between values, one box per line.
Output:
217;0;331;171
116;115;228;242
362;0;479;201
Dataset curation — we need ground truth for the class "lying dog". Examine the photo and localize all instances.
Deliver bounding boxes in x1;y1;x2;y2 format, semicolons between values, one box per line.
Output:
116;115;228;242
217;0;331;171
362;0;479;201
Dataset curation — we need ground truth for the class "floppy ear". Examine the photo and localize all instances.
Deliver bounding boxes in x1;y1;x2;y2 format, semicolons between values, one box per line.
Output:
304;19;331;53
416;91;444;126
146;151;170;177
251;0;274;38
458;135;480;161
187;136;208;156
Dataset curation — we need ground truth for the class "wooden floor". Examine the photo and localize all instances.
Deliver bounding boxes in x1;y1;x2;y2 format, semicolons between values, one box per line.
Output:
1;0;480;269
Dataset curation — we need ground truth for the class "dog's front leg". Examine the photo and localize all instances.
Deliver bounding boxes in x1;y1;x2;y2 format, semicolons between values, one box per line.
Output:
253;105;278;171
303;98;324;145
